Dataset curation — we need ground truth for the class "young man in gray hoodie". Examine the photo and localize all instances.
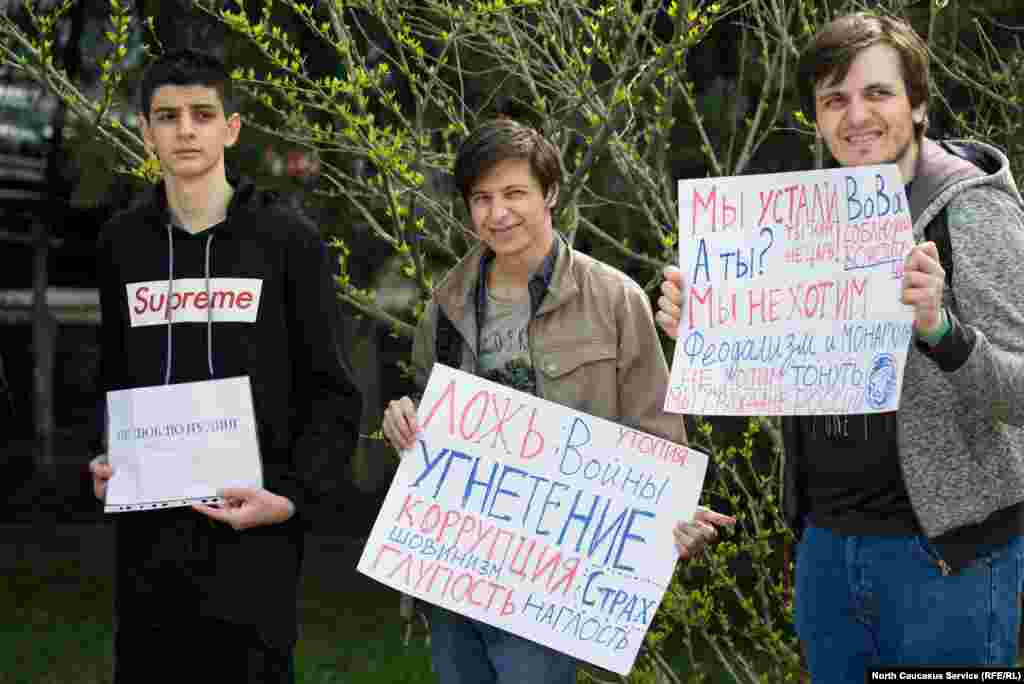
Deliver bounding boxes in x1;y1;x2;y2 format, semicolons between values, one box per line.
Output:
657;12;1024;682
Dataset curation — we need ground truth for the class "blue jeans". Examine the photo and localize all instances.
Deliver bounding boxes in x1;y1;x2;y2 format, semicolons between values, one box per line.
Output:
430;605;577;684
794;525;1024;684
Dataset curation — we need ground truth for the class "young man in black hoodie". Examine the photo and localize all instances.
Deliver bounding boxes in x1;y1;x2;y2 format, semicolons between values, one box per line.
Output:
88;49;361;682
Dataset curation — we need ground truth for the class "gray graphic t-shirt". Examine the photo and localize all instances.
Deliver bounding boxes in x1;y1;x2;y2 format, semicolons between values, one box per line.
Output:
478;291;536;395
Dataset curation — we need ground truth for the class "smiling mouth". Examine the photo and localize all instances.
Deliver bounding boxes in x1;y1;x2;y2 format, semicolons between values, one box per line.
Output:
844;132;882;145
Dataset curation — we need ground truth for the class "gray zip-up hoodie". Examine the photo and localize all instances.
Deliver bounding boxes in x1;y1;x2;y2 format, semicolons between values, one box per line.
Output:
784;138;1024;570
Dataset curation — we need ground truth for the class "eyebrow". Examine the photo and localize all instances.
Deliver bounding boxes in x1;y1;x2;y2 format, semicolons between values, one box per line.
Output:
471;183;531;195
816;81;896;97
151;103;219;113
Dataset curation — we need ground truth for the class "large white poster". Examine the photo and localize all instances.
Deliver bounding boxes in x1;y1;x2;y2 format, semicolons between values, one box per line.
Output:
666;164;915;416
105;376;262;512
358;365;709;675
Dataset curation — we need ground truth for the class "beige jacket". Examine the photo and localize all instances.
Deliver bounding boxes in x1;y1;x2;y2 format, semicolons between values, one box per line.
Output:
411;237;685;445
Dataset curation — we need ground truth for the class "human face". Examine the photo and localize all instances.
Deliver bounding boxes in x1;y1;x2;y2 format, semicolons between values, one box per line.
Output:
814;43;926;183
467;157;557;271
141;84;240;183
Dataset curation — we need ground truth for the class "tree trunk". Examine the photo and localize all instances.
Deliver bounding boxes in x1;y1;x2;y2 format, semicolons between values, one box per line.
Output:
31;218;56;485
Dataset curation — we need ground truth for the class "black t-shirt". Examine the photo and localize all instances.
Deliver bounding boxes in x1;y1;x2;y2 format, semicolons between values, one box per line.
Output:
798;412;919;535
798;179;918;535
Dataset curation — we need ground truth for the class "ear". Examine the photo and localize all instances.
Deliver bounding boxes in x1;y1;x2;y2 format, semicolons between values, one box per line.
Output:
225;112;242;149
139;113;154;152
545;183;560;209
912;103;927;127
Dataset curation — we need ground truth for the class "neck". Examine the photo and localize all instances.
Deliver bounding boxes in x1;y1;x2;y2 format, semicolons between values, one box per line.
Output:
490;234;554;292
164;170;234;234
897;137;922;185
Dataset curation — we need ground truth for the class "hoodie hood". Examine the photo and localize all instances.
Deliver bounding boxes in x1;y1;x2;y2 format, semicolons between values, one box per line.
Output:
138;177;279;235
910;138;1023;240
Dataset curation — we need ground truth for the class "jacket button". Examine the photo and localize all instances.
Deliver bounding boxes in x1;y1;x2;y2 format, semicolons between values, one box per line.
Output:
545;361;557;374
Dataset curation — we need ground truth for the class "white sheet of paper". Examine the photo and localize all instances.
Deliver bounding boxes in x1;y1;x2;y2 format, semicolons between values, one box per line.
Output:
105;376;262;513
666;164;915;416
357;364;709;676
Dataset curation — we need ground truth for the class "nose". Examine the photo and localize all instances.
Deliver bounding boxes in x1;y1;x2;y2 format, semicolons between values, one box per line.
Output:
177;113;196;138
488;200;510;224
846;95;870;126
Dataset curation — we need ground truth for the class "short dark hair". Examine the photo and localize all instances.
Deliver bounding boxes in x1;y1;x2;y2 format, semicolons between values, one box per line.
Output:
798;12;930;137
139;48;236;119
454;118;563;206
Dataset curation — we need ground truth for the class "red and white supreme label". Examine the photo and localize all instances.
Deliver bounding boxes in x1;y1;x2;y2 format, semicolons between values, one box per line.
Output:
126;278;263;327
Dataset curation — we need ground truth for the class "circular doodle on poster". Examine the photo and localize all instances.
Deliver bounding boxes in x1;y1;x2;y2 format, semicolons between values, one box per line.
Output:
865;353;898;410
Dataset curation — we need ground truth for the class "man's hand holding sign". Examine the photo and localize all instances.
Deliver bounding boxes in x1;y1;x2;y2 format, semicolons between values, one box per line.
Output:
192;487;295;530
91;460;293;530
900;241;947;342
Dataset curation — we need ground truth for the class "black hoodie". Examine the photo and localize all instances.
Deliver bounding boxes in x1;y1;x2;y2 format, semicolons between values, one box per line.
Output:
96;179;362;647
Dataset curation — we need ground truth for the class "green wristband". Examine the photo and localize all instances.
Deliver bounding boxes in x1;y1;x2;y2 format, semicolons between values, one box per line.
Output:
919;308;950;347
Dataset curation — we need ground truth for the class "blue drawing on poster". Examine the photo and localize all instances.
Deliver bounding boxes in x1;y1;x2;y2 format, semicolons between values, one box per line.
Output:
865;353;898;410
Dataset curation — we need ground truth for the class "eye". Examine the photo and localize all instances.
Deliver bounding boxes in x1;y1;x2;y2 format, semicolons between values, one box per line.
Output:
156;112;176;122
506;189;526;199
820;95;844;110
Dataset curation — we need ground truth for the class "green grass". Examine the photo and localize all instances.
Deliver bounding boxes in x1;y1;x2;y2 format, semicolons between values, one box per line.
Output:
295;571;436;684
0;549;436;684
0;526;760;683
0;555;755;684
1;559;116;684
296;640;434;684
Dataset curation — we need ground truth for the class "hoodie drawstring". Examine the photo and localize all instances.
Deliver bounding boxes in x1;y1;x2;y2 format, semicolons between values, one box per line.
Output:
162;224;216;384
204;231;215;376
163;222;218;565
164;223;175;385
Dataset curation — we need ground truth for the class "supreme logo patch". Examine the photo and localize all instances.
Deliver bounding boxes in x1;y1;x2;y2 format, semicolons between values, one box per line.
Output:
126;278;263;327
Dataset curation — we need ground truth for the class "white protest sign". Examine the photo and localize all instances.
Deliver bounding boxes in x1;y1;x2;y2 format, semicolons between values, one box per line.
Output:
358;364;709;676
666;165;915;416
105;376;262;512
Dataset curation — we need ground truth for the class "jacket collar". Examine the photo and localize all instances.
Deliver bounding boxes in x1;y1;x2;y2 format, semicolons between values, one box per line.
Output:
433;233;579;348
475;236;561;322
